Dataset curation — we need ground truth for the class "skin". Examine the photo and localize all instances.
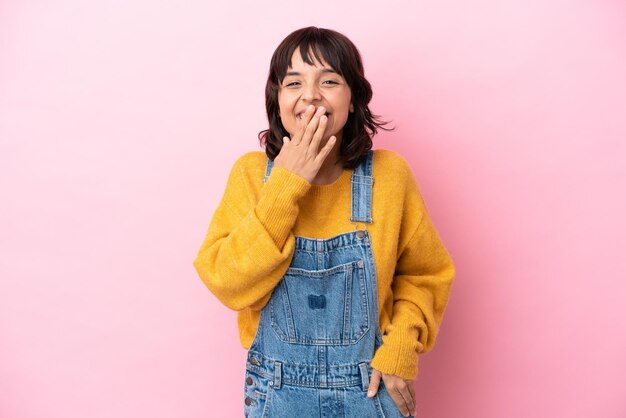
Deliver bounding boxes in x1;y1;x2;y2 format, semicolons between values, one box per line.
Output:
274;47;353;184
273;48;416;417
368;369;416;417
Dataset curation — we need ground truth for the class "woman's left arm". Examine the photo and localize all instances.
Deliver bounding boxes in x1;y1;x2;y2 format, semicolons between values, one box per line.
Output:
370;166;456;381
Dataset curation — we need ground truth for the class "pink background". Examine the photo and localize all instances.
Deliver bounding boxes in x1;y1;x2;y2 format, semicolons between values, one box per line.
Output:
1;1;625;417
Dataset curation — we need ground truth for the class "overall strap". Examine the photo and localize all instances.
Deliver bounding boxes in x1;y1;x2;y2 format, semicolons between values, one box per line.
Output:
263;156;274;185
350;149;374;224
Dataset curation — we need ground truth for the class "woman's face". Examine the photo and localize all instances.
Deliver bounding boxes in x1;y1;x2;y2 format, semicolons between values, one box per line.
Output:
277;48;354;143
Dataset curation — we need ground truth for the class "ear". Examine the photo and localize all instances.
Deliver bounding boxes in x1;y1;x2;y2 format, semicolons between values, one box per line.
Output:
349;102;354;113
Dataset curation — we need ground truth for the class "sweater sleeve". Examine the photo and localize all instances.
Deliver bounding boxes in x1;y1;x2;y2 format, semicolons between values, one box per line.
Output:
370;166;456;380
193;155;312;311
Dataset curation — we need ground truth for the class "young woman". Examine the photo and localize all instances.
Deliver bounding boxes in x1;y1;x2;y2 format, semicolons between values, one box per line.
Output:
193;26;455;418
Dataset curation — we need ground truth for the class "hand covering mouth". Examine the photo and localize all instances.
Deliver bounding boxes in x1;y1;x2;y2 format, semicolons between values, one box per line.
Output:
297;112;331;120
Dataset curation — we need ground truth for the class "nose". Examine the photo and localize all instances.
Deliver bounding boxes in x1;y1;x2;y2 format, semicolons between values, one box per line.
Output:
301;83;322;103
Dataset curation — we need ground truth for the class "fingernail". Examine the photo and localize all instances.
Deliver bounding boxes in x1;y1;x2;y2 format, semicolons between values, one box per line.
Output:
367;390;374;397
317;106;326;114
307;104;314;112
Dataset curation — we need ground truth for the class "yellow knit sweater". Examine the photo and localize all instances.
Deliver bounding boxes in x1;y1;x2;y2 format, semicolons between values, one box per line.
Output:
193;148;455;380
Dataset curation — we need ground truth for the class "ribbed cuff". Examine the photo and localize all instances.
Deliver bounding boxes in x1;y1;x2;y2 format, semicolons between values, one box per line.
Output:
370;331;420;380
255;167;311;248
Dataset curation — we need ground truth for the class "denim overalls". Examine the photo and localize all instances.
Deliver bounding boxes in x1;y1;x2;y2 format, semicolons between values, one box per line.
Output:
243;150;411;418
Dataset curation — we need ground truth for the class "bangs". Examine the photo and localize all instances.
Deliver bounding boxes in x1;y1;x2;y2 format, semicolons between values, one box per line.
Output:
273;36;347;85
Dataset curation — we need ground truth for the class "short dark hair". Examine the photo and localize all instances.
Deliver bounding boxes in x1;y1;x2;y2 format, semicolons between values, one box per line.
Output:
258;26;394;169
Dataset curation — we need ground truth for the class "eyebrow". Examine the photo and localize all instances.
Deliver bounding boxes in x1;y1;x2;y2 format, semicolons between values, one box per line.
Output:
285;68;339;77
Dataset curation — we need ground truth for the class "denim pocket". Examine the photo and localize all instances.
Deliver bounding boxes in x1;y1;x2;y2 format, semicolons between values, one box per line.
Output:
243;368;271;418
269;259;370;345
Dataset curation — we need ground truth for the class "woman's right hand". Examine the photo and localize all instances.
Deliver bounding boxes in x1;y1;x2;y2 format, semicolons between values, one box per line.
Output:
273;104;337;184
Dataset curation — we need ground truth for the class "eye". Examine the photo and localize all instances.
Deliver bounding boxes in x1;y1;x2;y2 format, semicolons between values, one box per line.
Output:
284;80;339;87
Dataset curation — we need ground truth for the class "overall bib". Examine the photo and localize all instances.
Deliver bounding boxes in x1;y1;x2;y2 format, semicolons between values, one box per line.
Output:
243;150;411;418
